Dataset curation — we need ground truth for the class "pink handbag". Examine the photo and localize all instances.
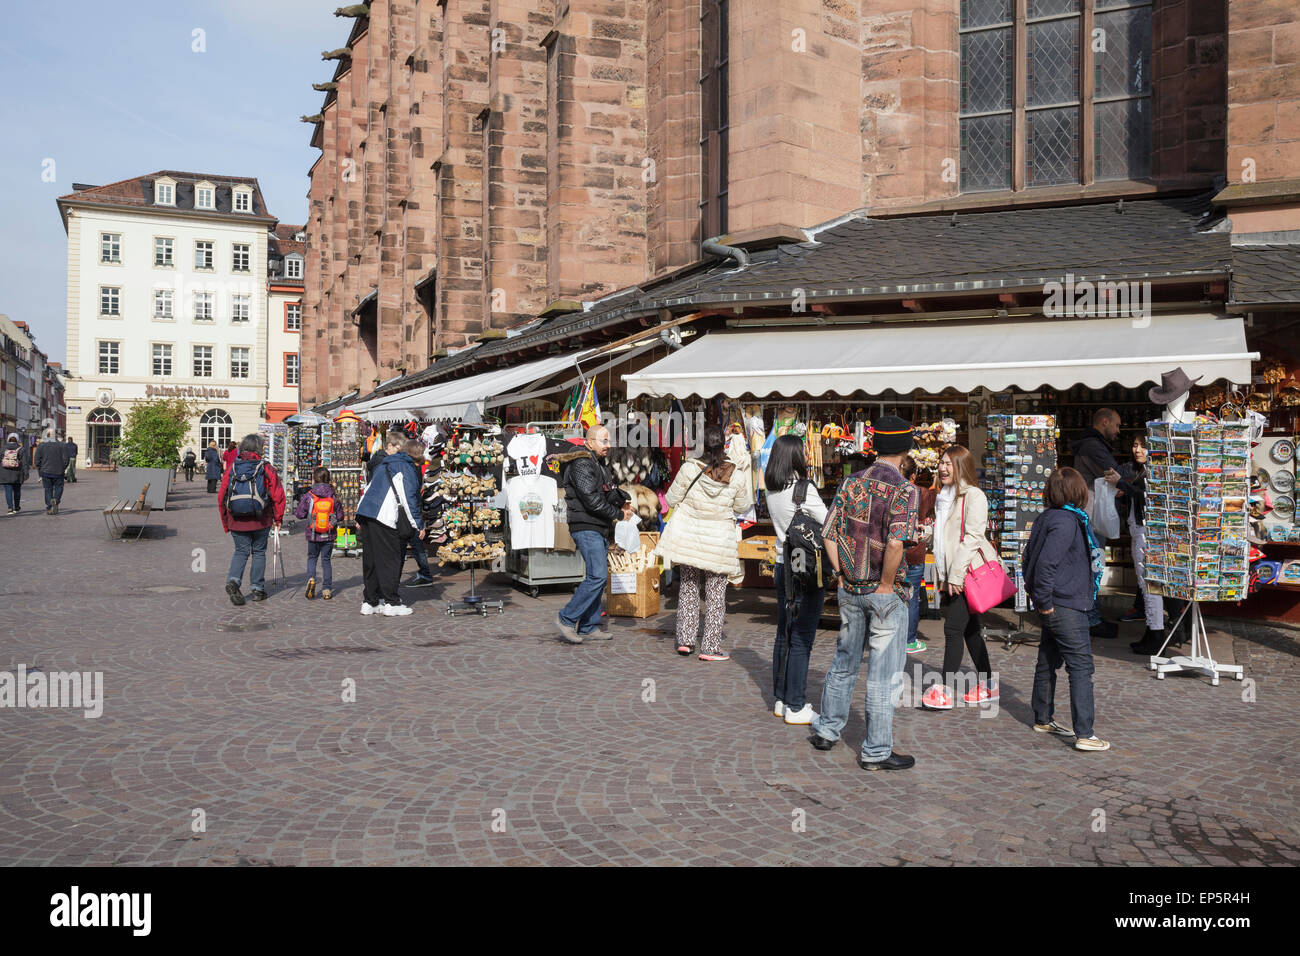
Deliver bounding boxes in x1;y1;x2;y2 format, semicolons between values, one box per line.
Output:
957;496;1016;614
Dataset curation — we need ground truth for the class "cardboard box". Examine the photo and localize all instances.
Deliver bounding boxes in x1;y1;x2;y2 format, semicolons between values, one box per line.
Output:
605;531;661;618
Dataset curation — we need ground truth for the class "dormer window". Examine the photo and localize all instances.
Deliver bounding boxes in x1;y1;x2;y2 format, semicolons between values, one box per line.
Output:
233;186;252;213
154;178;175;205
285;255;304;280
195;182;215;210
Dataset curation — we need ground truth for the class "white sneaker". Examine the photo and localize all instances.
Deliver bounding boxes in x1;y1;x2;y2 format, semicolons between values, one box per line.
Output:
361;601;384;615
1074;735;1111;752
773;700;785;717
783;703;817;725
382;603;414;616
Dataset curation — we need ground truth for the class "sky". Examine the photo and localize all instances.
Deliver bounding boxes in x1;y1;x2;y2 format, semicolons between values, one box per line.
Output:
0;0;345;364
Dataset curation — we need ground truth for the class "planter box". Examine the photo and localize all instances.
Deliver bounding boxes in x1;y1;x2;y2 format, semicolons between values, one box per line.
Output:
118;467;172;510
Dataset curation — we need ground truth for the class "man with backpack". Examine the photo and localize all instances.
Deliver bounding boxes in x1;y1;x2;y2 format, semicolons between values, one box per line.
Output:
218;433;286;605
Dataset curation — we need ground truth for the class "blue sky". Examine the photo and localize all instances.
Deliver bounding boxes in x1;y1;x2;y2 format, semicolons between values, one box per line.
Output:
0;0;345;364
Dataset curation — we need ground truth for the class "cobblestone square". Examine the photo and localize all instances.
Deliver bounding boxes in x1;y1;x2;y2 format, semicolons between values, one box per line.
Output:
2;470;1297;866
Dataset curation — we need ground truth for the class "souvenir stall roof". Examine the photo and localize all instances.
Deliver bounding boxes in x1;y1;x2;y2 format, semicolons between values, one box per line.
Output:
622;313;1258;399
354;349;598;422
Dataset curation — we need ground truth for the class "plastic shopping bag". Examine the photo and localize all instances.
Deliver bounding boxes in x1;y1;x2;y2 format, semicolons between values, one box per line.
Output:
614;515;642;553
1088;477;1121;540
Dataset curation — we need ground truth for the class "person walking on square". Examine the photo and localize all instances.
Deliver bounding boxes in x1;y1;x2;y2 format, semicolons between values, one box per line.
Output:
355;429;425;616
295;466;343;600
222;441;238;473
203;441;223;493
182;447;197;482
657;426;754;662
900;456;937;655
920;445;998;709
1023;466;1110;752
1;432;30;514
765;434;827;721
34;431;69;515
218;434;287;605
809;415;919;771
64;436;78;483
553;425;632;644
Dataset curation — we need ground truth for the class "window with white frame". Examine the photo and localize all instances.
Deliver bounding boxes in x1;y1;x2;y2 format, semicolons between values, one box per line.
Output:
286;302;302;331
285;353;300;387
195;185;214;209
155;181;174;205
233;189;251;213
232;243;250;272
194;240;213;270
200;408;233;447
232;295;250;323
152;343;173;376
153;289;173;319
97;340;120;374
285;255;303;279
230;347;250;379
154;237;173;266
192;345;213;378
99;286;120;316
100;233;121;263
193;291;214;321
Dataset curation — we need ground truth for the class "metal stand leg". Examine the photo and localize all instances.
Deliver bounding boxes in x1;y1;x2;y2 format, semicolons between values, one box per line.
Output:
1148;603;1244;685
446;562;505;617
982;611;1037;651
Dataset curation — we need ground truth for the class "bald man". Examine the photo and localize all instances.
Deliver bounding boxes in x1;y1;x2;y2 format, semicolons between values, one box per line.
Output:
552;425;633;644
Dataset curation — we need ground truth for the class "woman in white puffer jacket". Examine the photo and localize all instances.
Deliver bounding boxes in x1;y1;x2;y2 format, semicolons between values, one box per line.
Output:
656;426;754;661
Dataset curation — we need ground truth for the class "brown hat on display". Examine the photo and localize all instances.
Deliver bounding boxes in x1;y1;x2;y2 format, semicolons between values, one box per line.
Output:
1149;367;1203;405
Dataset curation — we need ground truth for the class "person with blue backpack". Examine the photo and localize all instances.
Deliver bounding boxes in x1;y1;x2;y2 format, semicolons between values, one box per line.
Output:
764;435;828;725
218;434;287;606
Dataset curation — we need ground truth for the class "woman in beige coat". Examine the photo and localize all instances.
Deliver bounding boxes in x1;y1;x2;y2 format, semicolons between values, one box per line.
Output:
921;444;998;709
657;425;754;661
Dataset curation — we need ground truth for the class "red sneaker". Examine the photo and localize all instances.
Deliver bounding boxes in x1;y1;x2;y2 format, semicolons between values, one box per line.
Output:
921;685;954;710
963;683;1000;703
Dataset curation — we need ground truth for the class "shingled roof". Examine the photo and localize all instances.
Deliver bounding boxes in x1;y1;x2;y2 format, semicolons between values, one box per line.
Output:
56;170;276;227
1230;243;1300;306
350;191;1236;403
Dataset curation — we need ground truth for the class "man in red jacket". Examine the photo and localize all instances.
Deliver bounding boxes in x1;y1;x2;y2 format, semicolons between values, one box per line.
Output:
218;434;286;605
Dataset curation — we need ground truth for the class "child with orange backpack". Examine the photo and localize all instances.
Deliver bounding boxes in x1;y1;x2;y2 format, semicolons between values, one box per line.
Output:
294;466;344;599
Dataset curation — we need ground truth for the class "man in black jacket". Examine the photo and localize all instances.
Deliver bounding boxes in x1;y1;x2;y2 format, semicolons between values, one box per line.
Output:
34;434;69;515
1069;408;1123;639
553;425;632;644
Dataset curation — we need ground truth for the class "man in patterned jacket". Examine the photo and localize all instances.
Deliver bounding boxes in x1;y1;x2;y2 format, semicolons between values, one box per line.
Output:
809;415;919;772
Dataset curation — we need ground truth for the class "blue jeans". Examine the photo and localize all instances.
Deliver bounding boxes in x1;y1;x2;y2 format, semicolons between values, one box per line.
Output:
41;475;64;508
773;563;825;711
306;539;333;589
406;537;431;578
229;527;271;593
812;588;909;762
561;530;607;635
3;483;19;510
905;564;925;644
1032;606;1096;738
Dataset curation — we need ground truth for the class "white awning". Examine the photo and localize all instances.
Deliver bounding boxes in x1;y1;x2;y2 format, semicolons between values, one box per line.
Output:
622;313;1258;399
357;350;594;422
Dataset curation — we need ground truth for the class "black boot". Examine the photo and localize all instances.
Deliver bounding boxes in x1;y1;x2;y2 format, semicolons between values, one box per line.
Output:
1130;628;1166;655
1090;620;1119;639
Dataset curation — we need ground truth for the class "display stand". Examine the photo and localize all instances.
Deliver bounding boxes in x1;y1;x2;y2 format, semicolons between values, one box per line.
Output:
1146;601;1243;685
437;428;507;617
446;562;504;617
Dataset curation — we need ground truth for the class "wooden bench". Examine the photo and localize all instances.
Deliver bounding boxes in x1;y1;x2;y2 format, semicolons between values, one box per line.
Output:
104;483;154;540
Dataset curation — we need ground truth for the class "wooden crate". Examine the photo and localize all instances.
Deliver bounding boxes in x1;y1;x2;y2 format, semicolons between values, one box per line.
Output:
606;531;661;618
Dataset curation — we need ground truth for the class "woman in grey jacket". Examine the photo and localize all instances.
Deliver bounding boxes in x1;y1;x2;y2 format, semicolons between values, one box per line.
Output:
1;433;30;513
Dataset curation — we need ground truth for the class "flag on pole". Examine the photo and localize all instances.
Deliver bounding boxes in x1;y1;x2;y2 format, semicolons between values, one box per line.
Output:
579;381;602;430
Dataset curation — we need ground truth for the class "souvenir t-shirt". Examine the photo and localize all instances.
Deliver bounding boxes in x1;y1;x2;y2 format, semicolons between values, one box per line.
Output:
507;433;548;477
506;474;558;550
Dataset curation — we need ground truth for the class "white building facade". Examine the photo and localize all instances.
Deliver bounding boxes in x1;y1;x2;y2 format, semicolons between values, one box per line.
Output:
58;171;287;464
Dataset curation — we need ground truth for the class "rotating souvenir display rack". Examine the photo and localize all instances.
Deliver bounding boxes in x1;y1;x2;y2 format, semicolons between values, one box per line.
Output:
290;424;321;489
321;418;364;526
256;423;290;482
982;414;1058;647
435;425;507;616
1141;419;1249;685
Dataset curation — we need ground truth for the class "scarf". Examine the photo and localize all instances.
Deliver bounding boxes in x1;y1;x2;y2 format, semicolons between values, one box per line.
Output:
1064;503;1105;601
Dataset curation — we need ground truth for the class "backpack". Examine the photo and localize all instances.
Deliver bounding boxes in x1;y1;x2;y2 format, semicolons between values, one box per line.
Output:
310;494;336;535
225;458;268;518
2;447;19;470
783;480;828;598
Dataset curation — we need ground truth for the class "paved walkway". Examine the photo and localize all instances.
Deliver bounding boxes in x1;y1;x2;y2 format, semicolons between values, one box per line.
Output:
1;469;1296;865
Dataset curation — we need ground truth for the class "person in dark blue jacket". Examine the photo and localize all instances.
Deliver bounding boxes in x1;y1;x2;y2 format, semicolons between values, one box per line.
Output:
354;429;425;616
203;441;223;493
1023;466;1110;753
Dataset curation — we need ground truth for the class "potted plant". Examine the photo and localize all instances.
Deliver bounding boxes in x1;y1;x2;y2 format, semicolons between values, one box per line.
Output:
116;398;196;509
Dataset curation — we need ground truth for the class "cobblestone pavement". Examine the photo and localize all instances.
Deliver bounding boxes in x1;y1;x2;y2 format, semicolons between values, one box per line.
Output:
1;469;1297;866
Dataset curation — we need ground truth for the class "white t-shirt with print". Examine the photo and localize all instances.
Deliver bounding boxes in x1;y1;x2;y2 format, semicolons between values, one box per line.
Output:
507;433;548;477
506;474;558;549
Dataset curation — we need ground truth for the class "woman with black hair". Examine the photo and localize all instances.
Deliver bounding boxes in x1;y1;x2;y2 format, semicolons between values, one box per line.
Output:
656;425;754;661
1121;434;1169;655
764;434;828;723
